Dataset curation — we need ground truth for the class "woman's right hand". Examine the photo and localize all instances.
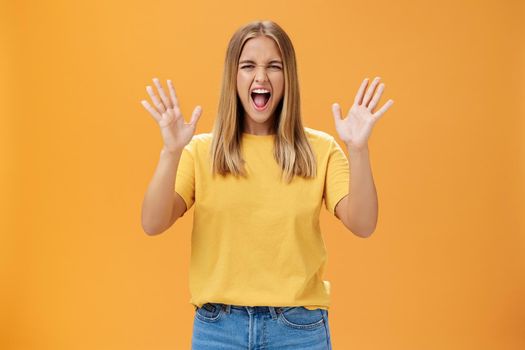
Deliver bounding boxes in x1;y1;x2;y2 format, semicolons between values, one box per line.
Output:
141;77;203;153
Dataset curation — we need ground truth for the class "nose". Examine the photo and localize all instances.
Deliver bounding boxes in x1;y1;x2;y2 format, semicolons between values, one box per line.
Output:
254;66;268;82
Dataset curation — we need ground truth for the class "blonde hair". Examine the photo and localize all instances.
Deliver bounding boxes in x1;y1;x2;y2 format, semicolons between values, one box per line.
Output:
210;20;317;183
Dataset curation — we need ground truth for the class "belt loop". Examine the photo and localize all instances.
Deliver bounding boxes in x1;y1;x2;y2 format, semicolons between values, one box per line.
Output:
269;306;280;319
222;304;231;314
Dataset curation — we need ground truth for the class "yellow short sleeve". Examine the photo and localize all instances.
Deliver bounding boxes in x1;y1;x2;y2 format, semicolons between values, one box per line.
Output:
174;139;196;214
323;137;350;216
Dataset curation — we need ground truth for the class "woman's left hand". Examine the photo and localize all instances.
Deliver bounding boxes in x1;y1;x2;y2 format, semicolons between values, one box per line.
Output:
332;76;394;151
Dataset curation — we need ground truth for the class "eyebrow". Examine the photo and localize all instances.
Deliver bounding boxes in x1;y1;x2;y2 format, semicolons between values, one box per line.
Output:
239;59;283;65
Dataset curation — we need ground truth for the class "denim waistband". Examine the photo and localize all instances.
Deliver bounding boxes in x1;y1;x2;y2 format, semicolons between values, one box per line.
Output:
202;303;296;317
229;305;286;313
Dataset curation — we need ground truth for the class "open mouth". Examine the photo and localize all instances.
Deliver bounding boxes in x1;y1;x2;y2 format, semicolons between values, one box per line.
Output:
250;90;272;111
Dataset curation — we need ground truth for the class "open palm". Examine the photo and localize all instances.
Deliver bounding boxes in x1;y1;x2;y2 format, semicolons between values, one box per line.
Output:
332;77;394;150
141;77;202;152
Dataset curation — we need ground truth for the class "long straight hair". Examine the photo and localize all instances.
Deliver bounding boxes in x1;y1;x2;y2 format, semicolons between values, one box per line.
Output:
210;20;317;184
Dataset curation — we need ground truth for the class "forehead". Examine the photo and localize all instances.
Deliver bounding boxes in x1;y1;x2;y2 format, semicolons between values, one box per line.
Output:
239;36;282;61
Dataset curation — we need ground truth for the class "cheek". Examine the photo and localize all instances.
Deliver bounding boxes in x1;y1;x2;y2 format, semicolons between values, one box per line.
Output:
236;84;244;99
273;74;284;94
275;79;285;98
237;74;249;96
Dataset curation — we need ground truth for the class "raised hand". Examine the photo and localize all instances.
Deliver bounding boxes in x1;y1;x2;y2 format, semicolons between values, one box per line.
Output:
332;77;394;151
141;77;203;152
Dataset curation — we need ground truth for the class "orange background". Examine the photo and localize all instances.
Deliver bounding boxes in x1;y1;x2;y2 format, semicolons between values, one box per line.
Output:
2;0;524;349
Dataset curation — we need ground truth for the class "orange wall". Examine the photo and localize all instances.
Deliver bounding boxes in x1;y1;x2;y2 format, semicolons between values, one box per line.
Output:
2;0;524;349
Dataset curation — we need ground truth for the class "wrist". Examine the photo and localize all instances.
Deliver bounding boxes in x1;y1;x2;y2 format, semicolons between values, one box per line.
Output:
160;146;183;157
346;144;369;155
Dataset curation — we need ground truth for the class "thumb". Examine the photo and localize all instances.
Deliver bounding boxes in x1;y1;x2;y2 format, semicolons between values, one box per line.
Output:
332;103;342;124
189;105;203;126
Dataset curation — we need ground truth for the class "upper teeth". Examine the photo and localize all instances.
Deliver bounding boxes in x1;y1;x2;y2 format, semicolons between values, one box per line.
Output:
252;89;270;94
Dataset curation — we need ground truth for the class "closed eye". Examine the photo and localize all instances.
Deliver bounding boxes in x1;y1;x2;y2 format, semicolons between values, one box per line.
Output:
240;65;282;70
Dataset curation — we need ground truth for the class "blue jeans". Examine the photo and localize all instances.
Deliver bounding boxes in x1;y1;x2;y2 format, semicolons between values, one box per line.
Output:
192;303;332;349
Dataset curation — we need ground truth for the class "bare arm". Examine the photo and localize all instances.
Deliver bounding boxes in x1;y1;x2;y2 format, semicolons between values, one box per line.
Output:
139;77;202;236
141;147;187;235
332;76;393;238
335;146;378;238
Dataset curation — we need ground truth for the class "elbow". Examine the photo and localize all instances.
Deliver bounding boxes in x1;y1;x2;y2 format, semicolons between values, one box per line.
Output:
353;227;375;238
141;215;157;235
358;223;377;238
345;219;376;238
141;221;167;236
337;207;376;238
141;209;172;236
142;225;159;236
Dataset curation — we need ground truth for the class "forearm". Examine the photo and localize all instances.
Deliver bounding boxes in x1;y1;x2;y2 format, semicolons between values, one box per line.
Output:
345;146;378;237
141;147;183;235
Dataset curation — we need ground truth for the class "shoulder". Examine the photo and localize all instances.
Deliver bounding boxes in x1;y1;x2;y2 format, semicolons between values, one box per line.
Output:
187;129;338;150
184;132;213;150
191;132;213;144
303;127;337;149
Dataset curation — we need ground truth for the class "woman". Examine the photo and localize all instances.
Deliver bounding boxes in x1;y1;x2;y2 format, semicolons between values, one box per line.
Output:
140;20;393;350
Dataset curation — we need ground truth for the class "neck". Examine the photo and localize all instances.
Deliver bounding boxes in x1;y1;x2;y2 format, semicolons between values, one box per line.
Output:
242;115;275;135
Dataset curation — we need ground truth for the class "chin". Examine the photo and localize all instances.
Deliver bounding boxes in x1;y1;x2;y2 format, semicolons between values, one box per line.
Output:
247;115;273;124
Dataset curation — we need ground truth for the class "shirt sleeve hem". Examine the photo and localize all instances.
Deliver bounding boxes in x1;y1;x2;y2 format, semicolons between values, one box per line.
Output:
175;189;194;212
330;191;349;217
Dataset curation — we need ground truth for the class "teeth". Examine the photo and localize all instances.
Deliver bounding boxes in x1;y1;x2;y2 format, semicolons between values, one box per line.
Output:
252;88;270;94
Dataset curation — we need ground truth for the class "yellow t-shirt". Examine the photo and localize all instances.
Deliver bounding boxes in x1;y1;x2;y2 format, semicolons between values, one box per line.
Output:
175;127;349;311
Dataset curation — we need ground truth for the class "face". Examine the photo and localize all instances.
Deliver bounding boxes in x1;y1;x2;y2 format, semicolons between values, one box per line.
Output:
236;35;285;133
